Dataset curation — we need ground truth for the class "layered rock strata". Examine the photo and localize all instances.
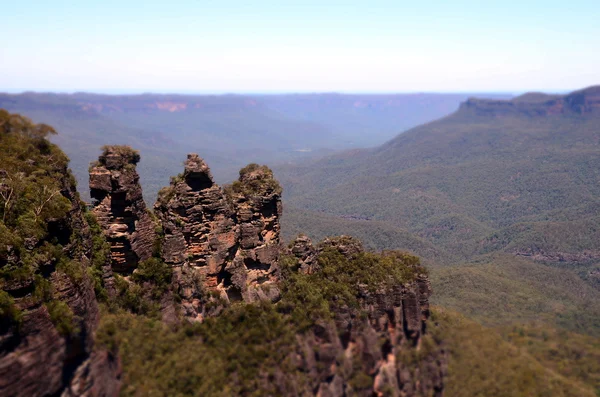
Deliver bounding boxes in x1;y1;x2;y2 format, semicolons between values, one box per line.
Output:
287;236;446;397
0;146;120;396
154;155;282;320
89;146;155;274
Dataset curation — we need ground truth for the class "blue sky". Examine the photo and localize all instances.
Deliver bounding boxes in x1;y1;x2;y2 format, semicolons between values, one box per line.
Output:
1;0;599;93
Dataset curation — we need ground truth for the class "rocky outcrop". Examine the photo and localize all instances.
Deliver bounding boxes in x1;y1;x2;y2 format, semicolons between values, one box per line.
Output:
225;163;282;302
0;140;120;396
460;85;600;117
154;155;282;320
89;146;155;274
287;236;446;397
289;234;319;274
2;114;444;397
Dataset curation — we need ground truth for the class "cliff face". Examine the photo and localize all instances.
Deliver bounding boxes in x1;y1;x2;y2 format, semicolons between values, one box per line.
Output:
460;85;600;117
150;155;445;395
2;123;445;397
286;236;446;397
154;155;281;321
0;112;120;397
89;146;155;274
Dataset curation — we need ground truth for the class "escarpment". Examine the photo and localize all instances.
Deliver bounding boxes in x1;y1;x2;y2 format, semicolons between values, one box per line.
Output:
283;236;446;397
460;85;600;117
89;146;155;274
2;118;445;397
95;151;446;395
153;155;281;320
0;111;120;397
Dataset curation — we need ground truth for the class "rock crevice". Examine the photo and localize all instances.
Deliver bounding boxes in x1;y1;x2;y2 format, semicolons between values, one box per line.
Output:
89;146;155;274
286;236;446;397
154;155;282;320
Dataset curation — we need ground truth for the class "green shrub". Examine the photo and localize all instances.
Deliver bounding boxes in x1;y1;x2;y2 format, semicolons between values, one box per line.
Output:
0;290;23;327
84;211;111;301
132;258;172;293
224;163;282;197
113;275;159;316
98;145;140;166
97;303;298;396
46;300;79;336
32;275;53;303
279;246;425;330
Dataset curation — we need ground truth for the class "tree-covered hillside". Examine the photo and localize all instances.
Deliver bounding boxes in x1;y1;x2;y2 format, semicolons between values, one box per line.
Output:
0;91;509;202
278;87;600;265
278;87;600;358
3;107;600;396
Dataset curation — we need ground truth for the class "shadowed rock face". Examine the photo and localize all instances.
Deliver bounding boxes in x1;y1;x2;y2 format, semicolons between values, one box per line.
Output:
226;163;283;303
0;159;120;397
89;146;155;274
287;236;446;397
154;155;282;321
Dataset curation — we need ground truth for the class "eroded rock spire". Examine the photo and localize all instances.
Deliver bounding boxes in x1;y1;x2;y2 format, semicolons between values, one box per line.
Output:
154;154;282;320
89;145;155;273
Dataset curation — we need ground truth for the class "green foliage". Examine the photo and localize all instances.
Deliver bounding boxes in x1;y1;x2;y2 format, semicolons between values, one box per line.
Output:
224;163;282;197
500;324;600;395
97;304;297;396
279;107;600;266
46;300;79;336
0;290;23;327
108;243;172;314
431;254;600;336
0;110;91;344
113;275;159;316
94;243;428;395
0;111;70;229
279;247;424;330
32;274;53;303
98;145;140;166
131;258;172;295
56;255;84;282
84;211;111;302
0;109;56;139
431;307;598;397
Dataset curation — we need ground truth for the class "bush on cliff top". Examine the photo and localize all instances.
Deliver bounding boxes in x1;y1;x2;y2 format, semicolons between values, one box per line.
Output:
224;163;283;197
91;145;140;170
280;246;425;329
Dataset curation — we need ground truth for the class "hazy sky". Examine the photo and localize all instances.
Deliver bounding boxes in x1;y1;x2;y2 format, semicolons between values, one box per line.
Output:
1;0;599;93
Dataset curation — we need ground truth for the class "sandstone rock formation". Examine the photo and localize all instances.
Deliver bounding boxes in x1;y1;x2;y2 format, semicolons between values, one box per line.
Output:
225;163;282;302
288;234;319;274
2;114;445;397
287;236;446;397
0;148;120;397
89;146;155;274
154;155;282;320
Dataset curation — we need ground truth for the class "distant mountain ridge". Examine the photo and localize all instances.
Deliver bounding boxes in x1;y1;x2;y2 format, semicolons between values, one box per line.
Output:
461;85;600;116
278;86;600;267
277;85;600;342
0;91;510;202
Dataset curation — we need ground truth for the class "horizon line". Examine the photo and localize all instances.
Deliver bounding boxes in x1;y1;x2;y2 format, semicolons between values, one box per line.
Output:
1;88;576;96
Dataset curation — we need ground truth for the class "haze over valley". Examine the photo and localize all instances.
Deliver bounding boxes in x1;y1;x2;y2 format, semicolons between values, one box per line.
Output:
2;1;600;396
0;91;514;202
